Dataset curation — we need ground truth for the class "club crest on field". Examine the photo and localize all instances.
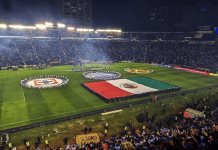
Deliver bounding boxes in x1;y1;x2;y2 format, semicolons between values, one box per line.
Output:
21;75;69;89
83;71;121;80
124;68;153;74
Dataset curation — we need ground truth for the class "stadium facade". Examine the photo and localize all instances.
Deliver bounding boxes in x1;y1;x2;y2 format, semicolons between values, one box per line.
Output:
57;0;92;27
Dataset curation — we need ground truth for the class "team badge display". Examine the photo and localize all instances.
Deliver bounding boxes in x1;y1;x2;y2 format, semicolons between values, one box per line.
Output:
124;68;153;74
83;71;121;80
21;75;69;89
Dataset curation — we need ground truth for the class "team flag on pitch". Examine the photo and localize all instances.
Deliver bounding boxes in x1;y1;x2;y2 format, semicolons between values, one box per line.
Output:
83;77;179;100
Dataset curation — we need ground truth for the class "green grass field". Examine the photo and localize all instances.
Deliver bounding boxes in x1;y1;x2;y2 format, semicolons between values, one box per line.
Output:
0;62;217;130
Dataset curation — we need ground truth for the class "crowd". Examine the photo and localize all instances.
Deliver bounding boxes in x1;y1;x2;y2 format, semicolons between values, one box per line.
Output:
0;38;217;72
64;117;217;150
61;94;217;150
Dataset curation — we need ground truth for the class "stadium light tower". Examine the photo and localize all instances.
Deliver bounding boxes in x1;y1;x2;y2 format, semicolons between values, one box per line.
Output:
0;24;7;29
57;23;66;28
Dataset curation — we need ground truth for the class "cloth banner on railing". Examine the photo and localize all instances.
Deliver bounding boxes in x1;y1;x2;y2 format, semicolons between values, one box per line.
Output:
184;108;205;119
76;133;100;144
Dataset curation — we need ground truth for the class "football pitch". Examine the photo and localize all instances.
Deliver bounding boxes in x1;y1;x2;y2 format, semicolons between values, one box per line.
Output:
0;62;217;130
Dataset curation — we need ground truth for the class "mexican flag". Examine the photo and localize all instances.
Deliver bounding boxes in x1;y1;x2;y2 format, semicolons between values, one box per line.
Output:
84;77;178;100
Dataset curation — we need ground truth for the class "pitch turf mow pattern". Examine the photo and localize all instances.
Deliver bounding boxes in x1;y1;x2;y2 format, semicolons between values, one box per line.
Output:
0;63;217;130
21;75;69;89
83;77;180;100
83;71;121;80
124;68;153;74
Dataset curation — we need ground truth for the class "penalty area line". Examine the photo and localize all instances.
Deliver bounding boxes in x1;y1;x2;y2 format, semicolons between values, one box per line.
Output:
0;100;26;104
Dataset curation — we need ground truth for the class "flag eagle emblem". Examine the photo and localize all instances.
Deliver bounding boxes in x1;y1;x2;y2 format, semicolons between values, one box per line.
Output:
120;83;138;89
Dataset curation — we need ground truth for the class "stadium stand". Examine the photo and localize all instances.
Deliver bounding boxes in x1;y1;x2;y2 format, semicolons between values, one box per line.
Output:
0;34;217;72
60;116;218;150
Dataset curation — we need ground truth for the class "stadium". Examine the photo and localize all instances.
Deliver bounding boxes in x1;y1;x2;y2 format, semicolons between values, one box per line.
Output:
0;0;218;149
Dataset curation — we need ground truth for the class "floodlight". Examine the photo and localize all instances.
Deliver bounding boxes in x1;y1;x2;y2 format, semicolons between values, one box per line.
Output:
96;29;122;33
9;25;25;30
45;22;53;28
57;23;66;28
25;26;36;30
76;28;94;32
9;24;24;29
8;24;36;30
67;26;75;31
0;24;7;29
36;24;47;30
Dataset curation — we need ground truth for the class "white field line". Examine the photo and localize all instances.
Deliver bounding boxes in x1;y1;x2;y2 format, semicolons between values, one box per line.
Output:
0;100;25;104
101;109;123;115
0;86;26;104
21;86;26;102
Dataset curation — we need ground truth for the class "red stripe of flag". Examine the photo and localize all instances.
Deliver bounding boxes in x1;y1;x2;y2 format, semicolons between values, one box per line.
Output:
84;81;133;99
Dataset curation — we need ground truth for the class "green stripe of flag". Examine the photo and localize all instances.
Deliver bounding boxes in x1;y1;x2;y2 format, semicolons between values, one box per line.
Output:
128;77;177;90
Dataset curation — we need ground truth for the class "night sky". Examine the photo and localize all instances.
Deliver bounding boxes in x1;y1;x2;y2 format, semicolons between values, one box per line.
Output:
0;0;218;31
